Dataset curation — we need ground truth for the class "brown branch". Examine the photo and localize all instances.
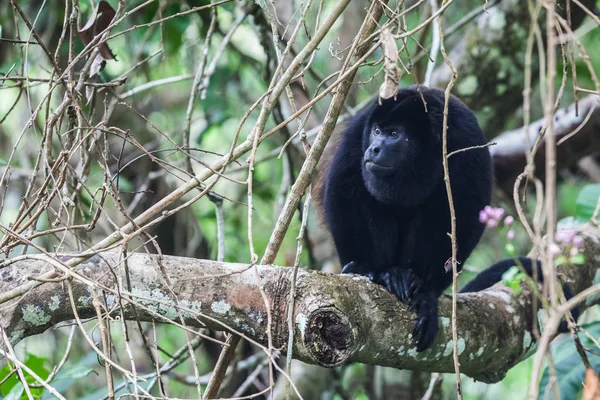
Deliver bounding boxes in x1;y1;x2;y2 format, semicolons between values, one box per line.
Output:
1;223;599;384
491;94;600;193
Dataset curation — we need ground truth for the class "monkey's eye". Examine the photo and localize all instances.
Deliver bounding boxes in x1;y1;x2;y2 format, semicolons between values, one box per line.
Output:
391;131;399;138
374;128;381;135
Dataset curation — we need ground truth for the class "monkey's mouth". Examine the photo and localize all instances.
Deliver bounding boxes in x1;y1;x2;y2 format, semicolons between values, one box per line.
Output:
365;161;393;175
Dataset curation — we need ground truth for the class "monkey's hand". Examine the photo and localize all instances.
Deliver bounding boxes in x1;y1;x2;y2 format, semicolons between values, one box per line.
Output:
410;291;439;352
342;264;423;303
377;267;423;303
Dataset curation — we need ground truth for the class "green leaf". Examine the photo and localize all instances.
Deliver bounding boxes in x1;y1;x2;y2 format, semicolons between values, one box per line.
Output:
41;367;96;399
555;255;568;266
0;353;50;398
54;366;95;381
501;265;519;283
539;351;600;400
570;253;586;265
0;363;19;395
0;159;7;166
539;322;600;400
5;383;24;400
557;216;585;230
575;183;600;221
501;266;526;294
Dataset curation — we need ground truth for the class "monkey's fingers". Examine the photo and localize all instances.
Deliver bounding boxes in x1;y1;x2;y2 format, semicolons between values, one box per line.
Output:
377;269;409;302
381;271;406;302
407;273;423;298
389;268;422;303
411;292;439;352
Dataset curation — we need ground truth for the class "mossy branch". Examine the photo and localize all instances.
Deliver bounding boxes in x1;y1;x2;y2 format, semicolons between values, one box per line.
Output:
1;224;599;383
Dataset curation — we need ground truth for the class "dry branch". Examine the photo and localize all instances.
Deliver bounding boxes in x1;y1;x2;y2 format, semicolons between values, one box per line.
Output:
1;224;599;384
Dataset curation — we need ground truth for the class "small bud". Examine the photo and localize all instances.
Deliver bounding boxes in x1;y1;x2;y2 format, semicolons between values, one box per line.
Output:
570;247;579;257
479;210;489;223
573;236;584;247
504;216;514;226
493;207;505;220
487;219;498;228
507;230;515;240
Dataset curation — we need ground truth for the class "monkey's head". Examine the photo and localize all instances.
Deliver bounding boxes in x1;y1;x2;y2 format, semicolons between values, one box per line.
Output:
361;92;444;206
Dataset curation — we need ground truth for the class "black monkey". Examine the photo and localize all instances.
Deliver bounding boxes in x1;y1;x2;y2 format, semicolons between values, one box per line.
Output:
322;86;493;351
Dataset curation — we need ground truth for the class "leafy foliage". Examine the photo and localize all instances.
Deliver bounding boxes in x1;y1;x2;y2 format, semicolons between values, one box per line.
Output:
576;184;600;222
539;322;600;400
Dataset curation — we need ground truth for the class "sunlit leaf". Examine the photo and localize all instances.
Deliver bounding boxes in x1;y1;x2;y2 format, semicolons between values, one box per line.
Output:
555;255;567;266
570;253;586;265
576;184;600;222
539;322;600;400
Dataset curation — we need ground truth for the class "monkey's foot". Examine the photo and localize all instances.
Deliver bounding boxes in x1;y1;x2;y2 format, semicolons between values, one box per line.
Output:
341;264;423;304
410;291;439;352
377;268;423;303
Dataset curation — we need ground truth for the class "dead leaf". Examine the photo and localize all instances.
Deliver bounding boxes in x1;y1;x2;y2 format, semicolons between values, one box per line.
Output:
444;257;452;273
79;1;117;62
378;28;399;103
89;54;106;78
583;369;600;400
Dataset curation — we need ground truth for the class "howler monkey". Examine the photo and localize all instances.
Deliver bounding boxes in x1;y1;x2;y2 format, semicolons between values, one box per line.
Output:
322;86;493;352
321;86;578;352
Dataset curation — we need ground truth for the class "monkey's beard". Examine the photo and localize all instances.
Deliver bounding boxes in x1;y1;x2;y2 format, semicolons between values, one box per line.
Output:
361;166;441;207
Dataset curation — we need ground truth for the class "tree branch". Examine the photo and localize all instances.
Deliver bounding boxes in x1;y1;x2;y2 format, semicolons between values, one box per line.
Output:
491;94;600;192
431;0;596;134
1;224;599;383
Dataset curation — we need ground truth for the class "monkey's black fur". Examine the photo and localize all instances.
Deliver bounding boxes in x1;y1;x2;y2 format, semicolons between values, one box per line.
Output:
321;86;580;352
322;86;493;352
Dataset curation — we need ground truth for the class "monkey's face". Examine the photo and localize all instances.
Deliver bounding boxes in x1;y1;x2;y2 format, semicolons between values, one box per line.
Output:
363;123;413;177
360;96;442;206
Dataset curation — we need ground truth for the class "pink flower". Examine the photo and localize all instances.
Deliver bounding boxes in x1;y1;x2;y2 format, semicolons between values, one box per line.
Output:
556;231;575;244
479;210;489;223
487;219;498;228
504;216;514;226
573;236;584;247
492;207;505;220
506;230;515;240
549;243;561;256
570;247;579;257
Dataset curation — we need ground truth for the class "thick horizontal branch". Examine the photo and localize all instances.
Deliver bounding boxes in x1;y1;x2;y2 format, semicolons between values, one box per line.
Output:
1;224;599;383
492;94;600;191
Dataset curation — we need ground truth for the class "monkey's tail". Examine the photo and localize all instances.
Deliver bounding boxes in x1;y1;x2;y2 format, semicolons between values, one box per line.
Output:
460;256;578;332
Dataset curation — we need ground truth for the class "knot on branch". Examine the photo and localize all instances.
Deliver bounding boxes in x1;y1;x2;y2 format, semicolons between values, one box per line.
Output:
304;307;355;367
